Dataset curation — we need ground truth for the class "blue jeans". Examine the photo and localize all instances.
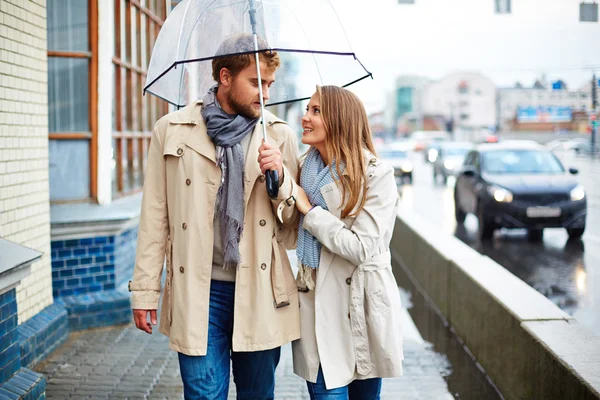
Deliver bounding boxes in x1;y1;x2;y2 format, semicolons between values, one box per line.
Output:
178;280;281;400
306;367;382;400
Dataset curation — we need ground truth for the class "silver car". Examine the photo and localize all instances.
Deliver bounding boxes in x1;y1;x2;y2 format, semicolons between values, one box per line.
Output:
433;142;473;184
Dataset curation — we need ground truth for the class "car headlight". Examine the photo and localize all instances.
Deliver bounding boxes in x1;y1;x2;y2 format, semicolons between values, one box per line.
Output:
428;149;438;162
570;185;585;201
443;160;454;170
401;162;413;173
487;185;513;203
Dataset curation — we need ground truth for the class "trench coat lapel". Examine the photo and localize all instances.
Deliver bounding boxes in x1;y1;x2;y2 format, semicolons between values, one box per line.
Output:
169;102;217;164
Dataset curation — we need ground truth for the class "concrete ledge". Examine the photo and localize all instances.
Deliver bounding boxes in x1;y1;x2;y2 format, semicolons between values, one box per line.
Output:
391;209;600;399
55;286;131;330
0;368;45;400
19;303;69;369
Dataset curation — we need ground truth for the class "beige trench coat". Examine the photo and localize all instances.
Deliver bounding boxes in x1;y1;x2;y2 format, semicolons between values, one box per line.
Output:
130;101;301;355
289;152;404;389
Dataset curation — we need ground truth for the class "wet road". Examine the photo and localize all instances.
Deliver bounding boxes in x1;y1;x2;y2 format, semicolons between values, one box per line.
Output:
397;150;600;336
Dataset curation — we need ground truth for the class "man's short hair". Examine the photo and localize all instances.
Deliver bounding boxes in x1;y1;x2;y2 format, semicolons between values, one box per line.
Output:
212;34;281;82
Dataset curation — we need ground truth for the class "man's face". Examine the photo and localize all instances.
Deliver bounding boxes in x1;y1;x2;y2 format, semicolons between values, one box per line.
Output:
226;60;275;119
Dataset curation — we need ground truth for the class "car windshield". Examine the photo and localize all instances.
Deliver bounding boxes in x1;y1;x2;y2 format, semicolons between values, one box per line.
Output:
378;150;408;159
442;148;470;157
482;150;565;174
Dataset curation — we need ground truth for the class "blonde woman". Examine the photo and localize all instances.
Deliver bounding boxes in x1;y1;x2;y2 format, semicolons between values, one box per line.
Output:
289;86;404;399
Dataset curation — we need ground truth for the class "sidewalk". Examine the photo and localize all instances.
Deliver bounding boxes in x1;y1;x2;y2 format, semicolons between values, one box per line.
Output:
35;306;453;400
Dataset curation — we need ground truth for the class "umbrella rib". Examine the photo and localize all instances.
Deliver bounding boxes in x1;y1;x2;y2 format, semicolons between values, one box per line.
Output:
143;49;369;99
324;0;356;54
264;72;373;107
170;48;359;66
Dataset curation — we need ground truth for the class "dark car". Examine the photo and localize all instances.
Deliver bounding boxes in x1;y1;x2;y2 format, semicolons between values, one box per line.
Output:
454;142;587;240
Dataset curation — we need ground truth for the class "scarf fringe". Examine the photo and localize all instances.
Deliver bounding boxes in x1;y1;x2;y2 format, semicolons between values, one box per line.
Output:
296;263;316;291
223;261;237;271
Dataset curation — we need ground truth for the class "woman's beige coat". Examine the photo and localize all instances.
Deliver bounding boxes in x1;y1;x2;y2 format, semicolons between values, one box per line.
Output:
130;101;301;355
289;151;404;389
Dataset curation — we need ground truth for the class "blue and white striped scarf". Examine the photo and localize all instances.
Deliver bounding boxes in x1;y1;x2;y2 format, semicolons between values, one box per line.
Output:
297;147;341;277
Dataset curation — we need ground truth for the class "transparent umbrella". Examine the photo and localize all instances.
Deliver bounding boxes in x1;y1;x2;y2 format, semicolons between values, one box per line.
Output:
144;0;371;197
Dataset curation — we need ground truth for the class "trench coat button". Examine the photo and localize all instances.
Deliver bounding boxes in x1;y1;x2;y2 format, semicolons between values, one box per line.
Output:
177;148;183;155
179;266;184;273
346;277;351;285
182;223;187;230
261;263;267;270
348;312;351;319
259;175;266;182
259;219;266;226
186;179;191;186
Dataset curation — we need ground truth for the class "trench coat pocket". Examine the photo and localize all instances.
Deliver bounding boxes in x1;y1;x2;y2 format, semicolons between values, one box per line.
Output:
271;236;290;308
365;270;391;315
159;236;174;329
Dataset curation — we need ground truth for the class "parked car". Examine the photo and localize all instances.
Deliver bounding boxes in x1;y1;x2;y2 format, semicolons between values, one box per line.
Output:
377;143;413;184
454;141;587;240
432;142;473;184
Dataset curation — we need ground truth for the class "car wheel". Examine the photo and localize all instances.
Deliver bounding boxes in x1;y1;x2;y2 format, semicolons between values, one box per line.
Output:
567;227;585;239
527;229;544;241
477;206;494;240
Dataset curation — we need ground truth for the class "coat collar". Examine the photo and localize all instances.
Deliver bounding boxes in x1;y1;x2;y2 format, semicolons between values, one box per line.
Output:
166;100;287;204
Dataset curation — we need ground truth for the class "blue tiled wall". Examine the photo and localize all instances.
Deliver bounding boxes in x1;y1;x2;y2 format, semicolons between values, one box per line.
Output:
19;304;69;369
115;227;138;287
56;289;131;330
0;289;21;384
50;227;138;298
0;368;46;400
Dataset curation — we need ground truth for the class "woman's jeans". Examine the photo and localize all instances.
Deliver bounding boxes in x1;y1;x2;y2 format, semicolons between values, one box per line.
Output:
178;280;281;400
306;366;382;400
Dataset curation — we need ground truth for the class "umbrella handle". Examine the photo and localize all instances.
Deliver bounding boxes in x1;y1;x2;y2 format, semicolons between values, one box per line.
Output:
266;170;279;199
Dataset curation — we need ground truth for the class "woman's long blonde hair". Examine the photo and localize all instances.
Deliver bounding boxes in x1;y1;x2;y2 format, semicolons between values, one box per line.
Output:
318;85;377;218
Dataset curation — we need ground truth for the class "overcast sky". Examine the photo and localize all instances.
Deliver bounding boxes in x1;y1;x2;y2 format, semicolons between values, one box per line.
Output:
325;0;600;112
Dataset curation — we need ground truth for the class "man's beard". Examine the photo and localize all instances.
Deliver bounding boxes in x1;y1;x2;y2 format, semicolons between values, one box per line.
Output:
227;84;260;119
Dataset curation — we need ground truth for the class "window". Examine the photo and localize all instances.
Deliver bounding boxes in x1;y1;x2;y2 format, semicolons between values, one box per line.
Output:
47;0;96;202
112;0;169;197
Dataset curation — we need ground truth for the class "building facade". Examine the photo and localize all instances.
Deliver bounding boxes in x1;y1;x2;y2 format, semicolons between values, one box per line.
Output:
393;75;430;135
1;1;65;397
421;72;497;131
498;84;593;132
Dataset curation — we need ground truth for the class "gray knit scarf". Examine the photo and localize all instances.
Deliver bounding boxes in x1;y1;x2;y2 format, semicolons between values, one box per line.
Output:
201;85;258;269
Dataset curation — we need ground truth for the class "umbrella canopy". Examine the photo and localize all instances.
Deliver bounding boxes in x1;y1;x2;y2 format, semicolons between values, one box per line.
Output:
144;0;371;108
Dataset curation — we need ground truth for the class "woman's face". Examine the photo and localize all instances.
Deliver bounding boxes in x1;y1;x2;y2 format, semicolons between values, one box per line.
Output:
301;92;326;151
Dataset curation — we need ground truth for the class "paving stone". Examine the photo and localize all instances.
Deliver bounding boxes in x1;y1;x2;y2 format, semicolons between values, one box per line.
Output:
36;323;456;399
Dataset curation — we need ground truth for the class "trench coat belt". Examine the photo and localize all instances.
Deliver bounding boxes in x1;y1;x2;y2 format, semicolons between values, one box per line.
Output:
270;235;290;308
349;249;391;376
